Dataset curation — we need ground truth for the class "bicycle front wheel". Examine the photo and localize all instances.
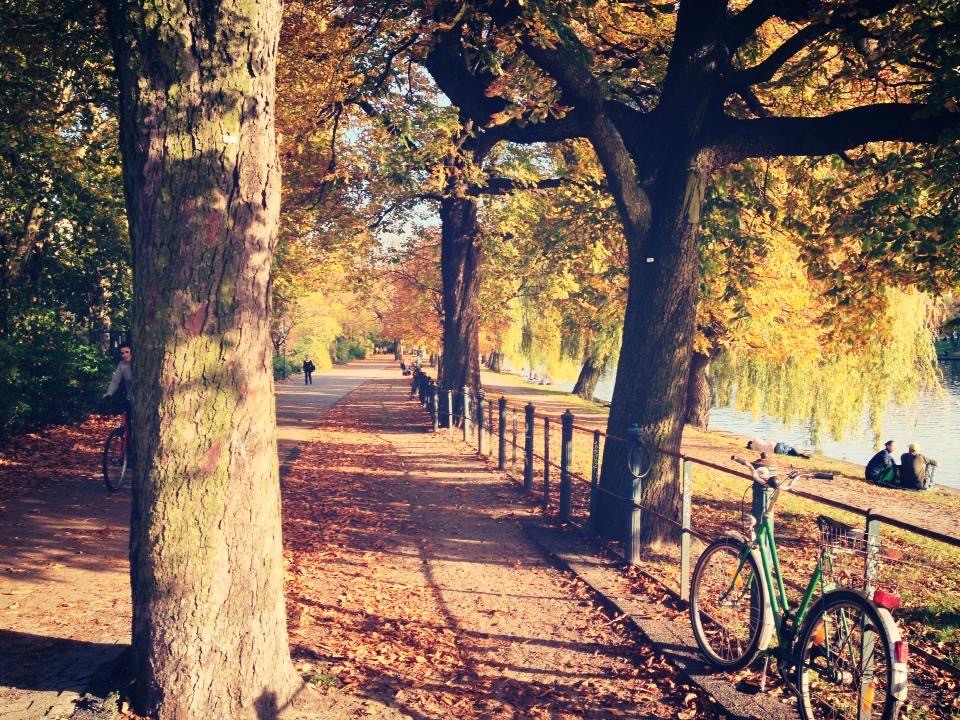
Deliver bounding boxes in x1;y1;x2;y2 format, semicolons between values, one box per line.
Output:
690;538;766;670
796;589;900;720
102;427;128;492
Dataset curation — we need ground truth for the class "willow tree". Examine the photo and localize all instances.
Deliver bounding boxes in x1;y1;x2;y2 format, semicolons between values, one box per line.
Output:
107;0;301;716
477;140;627;396
460;0;960;544
688;147;953;432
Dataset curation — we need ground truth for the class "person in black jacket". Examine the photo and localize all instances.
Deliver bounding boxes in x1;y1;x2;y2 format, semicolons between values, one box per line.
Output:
865;440;898;485
303;356;315;385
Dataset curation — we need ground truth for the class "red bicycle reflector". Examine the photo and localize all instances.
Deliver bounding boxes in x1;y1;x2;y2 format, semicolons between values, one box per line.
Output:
873;589;901;610
894;640;909;664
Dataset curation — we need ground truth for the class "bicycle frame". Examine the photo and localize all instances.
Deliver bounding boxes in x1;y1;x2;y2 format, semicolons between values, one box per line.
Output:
750;508;828;651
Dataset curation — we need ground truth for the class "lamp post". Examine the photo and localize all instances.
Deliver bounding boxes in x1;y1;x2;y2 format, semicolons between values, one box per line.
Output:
280;317;287;379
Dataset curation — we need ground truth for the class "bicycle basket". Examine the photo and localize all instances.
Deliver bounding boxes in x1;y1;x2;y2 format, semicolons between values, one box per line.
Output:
816;515;904;594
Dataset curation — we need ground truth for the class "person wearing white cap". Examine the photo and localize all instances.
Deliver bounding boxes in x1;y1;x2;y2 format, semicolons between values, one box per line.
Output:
899;443;938;490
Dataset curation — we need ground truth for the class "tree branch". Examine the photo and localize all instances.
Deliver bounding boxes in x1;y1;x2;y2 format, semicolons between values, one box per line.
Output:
423;24;584;145
470;175;605;196
727;22;832;89
707;104;960;165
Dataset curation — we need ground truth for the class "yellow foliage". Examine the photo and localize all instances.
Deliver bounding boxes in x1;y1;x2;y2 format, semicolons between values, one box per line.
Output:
713;289;942;444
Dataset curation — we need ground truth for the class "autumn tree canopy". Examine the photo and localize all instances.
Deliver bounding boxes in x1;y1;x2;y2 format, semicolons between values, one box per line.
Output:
378;0;960;543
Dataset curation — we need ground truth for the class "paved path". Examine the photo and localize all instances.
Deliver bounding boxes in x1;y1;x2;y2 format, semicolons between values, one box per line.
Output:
275;360;394;471
0;358;392;720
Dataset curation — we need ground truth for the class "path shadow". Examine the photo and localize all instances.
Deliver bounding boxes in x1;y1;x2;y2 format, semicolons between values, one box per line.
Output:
285;377;686;718
0;629;127;693
0;480;129;584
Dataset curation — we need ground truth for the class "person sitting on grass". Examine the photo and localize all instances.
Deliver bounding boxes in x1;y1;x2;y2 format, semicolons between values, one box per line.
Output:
865;439;899;486
899;443;938;491
746;438;811;458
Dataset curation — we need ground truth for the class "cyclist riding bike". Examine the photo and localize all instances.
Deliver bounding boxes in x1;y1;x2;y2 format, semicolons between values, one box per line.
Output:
103;343;134;467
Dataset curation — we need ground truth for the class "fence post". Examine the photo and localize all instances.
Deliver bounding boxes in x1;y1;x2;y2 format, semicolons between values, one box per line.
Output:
589;430;601;535
477;392;487;455
680;459;693;602
543;417;551;511
446;388;453;432
430;382;439;432
498;397;507;470
560;410;574;523
862;512;881;717
624;429;645;565
523;403;535;492
462;387;471;443
511;409;518;471
487;400;494;456
864;513;881;595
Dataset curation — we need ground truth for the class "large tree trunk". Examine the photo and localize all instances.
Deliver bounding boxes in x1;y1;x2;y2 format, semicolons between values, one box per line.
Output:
685;350;713;428
439;194;481;397
488;350;503;373
108;2;301;718
572;354;605;400
597;167;704;546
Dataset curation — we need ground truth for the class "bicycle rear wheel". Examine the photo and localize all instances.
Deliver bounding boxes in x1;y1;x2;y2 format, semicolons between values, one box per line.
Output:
690;538;766;670
796;589;900;720
102;427;128;492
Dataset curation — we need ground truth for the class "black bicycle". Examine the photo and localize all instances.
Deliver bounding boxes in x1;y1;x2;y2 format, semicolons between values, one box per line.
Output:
102;411;130;492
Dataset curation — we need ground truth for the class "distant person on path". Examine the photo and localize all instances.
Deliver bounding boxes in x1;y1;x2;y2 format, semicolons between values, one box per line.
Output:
746;438;811;458
899;443;938;490
303;356;315;385
103;343;134;465
865;440;899;486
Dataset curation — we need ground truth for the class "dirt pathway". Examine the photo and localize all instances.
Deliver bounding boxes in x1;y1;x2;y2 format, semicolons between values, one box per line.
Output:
0;421;130;720
282;377;720;719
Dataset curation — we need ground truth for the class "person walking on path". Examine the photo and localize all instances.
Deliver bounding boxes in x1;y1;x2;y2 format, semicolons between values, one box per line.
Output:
865;439;899;486
900;443;938;490
303;356;315;385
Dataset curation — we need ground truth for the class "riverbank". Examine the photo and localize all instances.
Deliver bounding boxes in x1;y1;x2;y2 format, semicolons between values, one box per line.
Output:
476;366;960;540
471;365;960;680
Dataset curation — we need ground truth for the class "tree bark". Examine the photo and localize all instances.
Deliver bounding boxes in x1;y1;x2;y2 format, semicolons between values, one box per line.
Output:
596;166;704;546
488;351;503;373
439;193;481;397
686;351;713;428
572;354;605;400
107;1;301;717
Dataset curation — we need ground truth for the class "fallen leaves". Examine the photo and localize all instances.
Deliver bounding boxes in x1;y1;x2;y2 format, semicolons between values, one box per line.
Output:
280;378;725;719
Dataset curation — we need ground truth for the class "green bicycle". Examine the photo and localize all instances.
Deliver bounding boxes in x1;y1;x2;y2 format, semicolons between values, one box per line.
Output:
689;456;908;720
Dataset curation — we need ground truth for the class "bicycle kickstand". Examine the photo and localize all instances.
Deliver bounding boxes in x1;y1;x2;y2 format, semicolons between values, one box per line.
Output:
759;654;770;693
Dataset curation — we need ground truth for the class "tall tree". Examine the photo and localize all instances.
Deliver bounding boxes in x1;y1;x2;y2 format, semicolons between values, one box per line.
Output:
471;0;960;544
106;0;301;716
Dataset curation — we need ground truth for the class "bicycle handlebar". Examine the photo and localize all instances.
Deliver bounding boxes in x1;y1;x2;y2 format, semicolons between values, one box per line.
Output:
731;455;834;492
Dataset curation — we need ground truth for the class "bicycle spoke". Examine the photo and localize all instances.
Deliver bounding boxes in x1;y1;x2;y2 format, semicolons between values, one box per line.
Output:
798;593;893;720
690;539;765;670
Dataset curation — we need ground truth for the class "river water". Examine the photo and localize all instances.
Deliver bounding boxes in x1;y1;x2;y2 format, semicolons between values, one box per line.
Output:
584;361;960;490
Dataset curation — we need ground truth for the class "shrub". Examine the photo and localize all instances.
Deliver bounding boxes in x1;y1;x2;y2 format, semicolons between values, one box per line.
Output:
272;354;303;380
0;312;111;437
332;337;366;364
